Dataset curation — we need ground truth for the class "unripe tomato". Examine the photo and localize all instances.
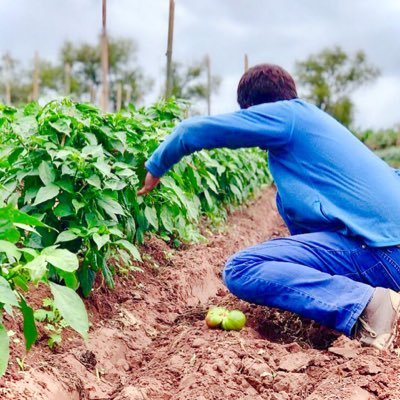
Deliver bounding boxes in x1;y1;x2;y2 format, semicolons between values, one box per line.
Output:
205;307;229;328
221;310;246;331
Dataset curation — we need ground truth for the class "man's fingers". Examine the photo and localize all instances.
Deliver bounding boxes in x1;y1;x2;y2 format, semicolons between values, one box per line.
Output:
137;172;160;196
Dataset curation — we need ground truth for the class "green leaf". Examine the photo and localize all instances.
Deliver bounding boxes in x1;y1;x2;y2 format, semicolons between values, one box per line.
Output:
97;197;125;217
0;240;21;261
77;264;96;298
13;275;29;292
0;222;20;243
24;255;48;282
100;262;115;289
72;199;85;213
116;239;142;261
56;270;79;290
49;282;89;341
11;115;37;138
56;179;74;193
104;179;127;191
93;233;110;250
82;145;104;158
94;159;111;177
144;206;158;230
44;248;79;272
54;202;74;217
86;175;102;189
7;146;24;166
32;184;59;206
0;204;48;227
160;207;174;233
19;297;38;351
49;119;71;136
0;323;9;377
55;231;78;243
13;223;38;234
0;276;19;307
38;161;56;185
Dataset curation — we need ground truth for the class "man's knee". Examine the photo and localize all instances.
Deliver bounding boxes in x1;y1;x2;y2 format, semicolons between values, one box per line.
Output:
222;249;264;295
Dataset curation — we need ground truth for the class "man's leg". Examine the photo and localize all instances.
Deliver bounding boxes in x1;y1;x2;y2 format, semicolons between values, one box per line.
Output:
223;232;400;337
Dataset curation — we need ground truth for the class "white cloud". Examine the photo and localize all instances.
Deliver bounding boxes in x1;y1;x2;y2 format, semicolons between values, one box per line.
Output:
0;0;399;127
353;76;400;129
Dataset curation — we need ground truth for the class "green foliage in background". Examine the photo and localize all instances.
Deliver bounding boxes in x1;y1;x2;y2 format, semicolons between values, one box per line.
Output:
354;127;400;167
295;46;379;127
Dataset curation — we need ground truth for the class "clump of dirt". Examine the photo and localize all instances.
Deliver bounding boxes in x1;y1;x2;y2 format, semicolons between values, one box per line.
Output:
1;187;400;400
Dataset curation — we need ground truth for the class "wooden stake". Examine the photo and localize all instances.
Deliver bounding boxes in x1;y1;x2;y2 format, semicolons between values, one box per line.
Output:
64;62;71;95
205;55;211;115
89;81;96;103
3;53;11;105
5;80;11;105
165;0;175;98
125;85;132;106
244;54;249;73
116;83;122;111
100;0;109;111
32;51;40;101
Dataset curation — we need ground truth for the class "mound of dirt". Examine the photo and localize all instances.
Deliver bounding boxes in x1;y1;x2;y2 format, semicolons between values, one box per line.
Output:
1;187;400;400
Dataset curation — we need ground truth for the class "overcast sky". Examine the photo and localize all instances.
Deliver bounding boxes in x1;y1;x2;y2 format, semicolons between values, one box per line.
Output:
1;0;399;129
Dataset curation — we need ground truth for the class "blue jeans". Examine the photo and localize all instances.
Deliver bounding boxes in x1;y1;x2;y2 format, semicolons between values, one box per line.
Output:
223;232;400;336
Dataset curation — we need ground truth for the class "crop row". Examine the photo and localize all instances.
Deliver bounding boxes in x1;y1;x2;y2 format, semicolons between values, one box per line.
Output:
0;98;271;375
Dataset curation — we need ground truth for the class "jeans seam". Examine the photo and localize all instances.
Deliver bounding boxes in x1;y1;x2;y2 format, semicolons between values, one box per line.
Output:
265;239;362;255
360;261;400;291
378;251;400;276
239;274;355;314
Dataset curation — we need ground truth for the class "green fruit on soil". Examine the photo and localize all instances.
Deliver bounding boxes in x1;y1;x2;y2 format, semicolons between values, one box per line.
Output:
205;307;229;328
221;310;246;331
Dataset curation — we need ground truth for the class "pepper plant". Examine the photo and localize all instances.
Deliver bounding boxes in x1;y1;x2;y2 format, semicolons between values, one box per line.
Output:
0;98;270;297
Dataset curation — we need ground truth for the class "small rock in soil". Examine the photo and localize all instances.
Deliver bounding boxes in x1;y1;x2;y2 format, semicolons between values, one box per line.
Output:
114;386;148;400
328;346;359;359
278;352;313;372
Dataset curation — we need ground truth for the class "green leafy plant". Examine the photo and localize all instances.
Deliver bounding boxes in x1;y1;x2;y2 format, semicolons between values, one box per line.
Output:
0;205;88;376
0;97;270;376
34;298;68;348
0;98;271;298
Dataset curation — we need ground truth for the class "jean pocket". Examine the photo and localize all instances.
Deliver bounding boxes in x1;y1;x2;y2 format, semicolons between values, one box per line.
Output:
359;261;400;291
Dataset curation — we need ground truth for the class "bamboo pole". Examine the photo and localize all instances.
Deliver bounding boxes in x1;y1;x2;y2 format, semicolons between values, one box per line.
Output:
5;80;11;105
89;81;96;103
125;85;132;106
64;62;71;95
4;54;11;105
100;0;109;111
244;54;249;73
205;55;211;115
116;83;122;111
165;0;175;98
32;51;40;101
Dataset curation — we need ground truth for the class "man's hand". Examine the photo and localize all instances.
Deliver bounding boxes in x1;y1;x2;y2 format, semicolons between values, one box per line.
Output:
137;172;160;196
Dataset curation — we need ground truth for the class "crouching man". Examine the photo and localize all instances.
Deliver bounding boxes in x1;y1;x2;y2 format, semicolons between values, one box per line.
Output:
138;64;400;350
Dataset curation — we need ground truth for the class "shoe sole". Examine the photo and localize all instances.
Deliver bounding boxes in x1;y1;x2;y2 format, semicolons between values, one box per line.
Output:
386;290;400;351
359;289;400;351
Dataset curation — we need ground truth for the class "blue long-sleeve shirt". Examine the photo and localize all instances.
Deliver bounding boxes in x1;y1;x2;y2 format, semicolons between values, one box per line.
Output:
145;99;400;247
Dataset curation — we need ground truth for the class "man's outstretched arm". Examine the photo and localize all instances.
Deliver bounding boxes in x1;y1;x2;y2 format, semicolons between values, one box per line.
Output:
139;102;294;194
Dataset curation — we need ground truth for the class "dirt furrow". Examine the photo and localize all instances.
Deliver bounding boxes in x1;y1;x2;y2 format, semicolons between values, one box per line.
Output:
3;187;400;400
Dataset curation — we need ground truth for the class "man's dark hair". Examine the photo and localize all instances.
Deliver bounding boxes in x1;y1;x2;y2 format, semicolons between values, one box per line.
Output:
237;64;297;109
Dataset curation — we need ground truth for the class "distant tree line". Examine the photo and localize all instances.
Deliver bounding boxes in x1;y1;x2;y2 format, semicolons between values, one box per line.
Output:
0;37;220;112
1;42;396;136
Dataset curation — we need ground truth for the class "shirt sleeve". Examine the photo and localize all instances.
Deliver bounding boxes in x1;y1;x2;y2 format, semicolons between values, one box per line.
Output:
145;102;294;177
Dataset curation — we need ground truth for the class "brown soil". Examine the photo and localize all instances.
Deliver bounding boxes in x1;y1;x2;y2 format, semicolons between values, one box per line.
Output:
2;187;400;400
